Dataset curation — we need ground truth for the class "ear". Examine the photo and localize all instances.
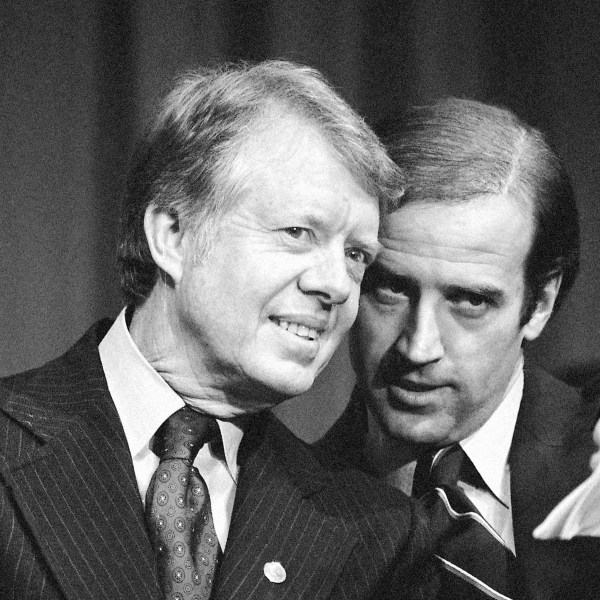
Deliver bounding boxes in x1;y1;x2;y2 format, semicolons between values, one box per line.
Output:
143;206;185;284
522;274;562;341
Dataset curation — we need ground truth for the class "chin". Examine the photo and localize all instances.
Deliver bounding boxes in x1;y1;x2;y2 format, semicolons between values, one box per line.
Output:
250;365;317;403
256;358;324;400
382;413;448;447
270;374;315;399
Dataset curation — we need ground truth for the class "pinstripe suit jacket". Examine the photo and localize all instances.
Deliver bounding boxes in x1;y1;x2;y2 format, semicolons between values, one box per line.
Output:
0;320;435;600
316;367;600;600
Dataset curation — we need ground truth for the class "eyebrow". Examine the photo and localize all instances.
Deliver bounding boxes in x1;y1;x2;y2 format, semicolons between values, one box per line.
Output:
304;213;328;230
365;263;506;301
444;284;505;304
362;263;412;291
368;262;403;280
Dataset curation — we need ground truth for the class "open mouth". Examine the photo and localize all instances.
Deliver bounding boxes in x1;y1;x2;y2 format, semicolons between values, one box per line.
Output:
270;317;323;341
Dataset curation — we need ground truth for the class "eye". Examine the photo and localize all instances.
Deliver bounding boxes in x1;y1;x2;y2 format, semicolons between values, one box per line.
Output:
283;227;308;239
464;295;486;306
362;268;410;305
450;292;493;318
345;247;370;264
383;280;407;294
373;282;409;304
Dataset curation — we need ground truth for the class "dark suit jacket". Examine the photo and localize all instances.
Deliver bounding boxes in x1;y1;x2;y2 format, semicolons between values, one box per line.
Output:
316;367;600;600
0;321;434;600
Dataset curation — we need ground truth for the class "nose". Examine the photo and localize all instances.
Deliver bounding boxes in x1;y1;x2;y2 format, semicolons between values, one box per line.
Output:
298;249;353;306
395;299;444;365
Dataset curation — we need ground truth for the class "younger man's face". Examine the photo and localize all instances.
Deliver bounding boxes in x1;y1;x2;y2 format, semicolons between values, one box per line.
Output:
351;194;556;447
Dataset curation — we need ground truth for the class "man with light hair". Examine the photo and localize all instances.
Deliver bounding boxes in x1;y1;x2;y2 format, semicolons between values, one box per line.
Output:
0;62;435;600
318;97;600;599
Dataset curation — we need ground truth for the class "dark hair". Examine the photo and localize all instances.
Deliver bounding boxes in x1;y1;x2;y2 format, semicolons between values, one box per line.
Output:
378;97;579;321
118;60;405;307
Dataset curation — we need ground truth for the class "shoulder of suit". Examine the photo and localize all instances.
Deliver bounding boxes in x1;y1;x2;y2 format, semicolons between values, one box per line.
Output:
521;364;598;446
0;319;115;455
523;364;585;406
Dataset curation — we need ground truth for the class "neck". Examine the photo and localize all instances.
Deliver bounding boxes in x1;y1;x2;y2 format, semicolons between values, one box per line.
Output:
129;288;197;385
128;288;285;419
129;290;238;419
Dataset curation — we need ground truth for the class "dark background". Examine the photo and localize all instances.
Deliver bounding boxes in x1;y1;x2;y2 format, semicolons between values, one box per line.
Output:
2;0;599;441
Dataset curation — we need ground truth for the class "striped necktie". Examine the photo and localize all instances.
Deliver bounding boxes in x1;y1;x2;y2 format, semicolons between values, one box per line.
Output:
146;406;221;600
413;444;517;600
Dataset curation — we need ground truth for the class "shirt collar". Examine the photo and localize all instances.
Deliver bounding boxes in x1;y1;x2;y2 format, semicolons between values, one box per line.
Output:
460;355;524;507
98;308;243;481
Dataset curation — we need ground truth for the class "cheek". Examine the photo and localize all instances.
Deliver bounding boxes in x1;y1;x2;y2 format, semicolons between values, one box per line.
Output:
451;329;522;405
447;311;522;365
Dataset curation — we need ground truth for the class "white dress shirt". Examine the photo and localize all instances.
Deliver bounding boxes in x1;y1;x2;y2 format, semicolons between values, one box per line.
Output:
459;356;524;553
98;308;243;549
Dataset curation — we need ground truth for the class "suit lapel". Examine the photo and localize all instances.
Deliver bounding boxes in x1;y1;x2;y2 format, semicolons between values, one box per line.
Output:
214;415;357;600
3;416;161;600
2;323;359;600
0;323;161;600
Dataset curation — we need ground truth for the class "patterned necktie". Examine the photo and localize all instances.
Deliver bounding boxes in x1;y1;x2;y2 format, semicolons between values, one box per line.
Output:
146;406;221;600
413;444;517;600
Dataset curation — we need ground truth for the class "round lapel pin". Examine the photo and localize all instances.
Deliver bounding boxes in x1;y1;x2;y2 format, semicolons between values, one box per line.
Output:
264;561;286;583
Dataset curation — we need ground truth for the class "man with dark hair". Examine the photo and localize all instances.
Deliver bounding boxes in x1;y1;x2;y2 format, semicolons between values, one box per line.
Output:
318;98;599;599
0;62;434;600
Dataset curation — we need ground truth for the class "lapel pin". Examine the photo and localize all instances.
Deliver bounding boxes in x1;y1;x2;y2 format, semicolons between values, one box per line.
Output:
264;561;286;583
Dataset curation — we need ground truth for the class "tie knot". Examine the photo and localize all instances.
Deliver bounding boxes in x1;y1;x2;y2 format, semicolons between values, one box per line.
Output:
412;444;468;497
152;406;220;463
430;444;466;487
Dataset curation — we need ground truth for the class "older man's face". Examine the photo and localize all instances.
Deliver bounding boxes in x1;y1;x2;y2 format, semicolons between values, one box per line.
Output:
351;194;555;448
174;116;380;412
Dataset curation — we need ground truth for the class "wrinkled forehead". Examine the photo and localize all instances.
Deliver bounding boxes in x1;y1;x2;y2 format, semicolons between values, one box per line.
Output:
229;112;365;202
239;107;350;173
238;104;383;205
223;113;379;233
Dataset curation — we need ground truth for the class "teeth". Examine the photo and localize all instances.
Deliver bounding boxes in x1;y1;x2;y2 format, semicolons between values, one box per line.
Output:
272;318;321;340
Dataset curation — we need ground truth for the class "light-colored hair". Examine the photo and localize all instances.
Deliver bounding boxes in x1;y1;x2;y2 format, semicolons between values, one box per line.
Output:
118;60;405;307
377;97;579;320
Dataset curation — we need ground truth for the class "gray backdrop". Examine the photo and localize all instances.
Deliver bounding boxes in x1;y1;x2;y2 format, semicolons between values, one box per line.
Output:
3;0;599;440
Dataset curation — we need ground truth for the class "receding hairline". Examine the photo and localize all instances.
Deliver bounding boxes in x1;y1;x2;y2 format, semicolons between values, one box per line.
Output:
203;104;380;229
214;97;389;210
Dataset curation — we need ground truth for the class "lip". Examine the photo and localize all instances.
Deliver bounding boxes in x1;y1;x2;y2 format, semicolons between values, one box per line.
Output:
386;380;449;409
269;315;329;342
269;315;328;359
270;314;329;331
394;379;444;393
